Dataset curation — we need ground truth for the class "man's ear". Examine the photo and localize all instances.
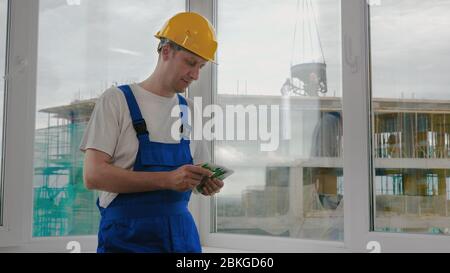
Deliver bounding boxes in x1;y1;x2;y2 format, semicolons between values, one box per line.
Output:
161;44;171;61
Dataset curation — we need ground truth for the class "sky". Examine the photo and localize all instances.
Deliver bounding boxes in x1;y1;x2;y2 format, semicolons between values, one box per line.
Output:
35;0;338;118
370;0;450;100
1;1;450;149
35;0;185;128
0;0;450;196
0;0;439;129
217;0;341;96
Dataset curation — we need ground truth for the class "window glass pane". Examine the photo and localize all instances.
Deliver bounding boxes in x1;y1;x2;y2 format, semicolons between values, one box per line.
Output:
0;0;8;226
216;0;343;241
371;0;450;235
35;0;184;237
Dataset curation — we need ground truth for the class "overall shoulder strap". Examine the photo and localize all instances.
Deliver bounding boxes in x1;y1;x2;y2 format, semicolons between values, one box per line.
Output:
117;85;149;138
177;94;189;124
177;94;191;141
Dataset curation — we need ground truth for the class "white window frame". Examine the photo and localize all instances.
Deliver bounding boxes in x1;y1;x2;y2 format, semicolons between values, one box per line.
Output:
0;0;107;252
0;0;37;248
0;0;93;252
346;0;450;253
189;0;450;253
1;0;450;252
189;0;347;253
0;0;189;252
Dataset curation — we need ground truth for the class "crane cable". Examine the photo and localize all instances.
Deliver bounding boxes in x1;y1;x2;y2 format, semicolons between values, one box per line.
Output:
291;0;326;64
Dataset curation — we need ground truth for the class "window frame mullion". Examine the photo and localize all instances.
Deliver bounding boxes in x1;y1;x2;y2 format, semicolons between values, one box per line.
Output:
341;0;373;252
0;0;39;247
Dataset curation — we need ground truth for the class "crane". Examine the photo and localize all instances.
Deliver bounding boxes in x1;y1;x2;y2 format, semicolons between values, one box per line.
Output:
281;0;328;97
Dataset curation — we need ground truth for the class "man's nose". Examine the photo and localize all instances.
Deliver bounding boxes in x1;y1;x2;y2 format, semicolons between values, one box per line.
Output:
189;67;200;81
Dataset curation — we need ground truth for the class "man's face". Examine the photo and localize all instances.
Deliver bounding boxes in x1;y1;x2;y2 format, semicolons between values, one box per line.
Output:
162;46;207;93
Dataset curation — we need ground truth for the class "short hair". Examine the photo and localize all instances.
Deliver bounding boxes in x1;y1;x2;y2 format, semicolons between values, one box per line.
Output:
157;38;183;54
157;38;201;59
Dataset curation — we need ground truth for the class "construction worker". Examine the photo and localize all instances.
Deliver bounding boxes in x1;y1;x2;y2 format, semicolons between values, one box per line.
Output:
80;12;223;253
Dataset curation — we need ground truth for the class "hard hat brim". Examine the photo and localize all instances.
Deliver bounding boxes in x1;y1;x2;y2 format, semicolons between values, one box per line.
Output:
155;35;218;65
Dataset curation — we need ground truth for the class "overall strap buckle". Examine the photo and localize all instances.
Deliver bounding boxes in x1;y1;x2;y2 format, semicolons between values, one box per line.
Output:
133;118;149;136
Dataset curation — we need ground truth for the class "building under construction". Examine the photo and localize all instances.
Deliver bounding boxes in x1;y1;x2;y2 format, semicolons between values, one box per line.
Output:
32;92;450;238
33;99;98;237
215;94;450;240
31;0;449;239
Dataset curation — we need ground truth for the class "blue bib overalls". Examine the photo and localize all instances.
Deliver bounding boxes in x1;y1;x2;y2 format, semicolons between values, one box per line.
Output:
96;85;201;253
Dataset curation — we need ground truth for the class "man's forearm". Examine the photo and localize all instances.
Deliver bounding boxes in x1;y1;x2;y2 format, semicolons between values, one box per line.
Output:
84;161;170;193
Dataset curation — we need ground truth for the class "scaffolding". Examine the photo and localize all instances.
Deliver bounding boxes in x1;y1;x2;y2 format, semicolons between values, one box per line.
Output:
374;112;450;159
32;93;450;238
33;100;99;237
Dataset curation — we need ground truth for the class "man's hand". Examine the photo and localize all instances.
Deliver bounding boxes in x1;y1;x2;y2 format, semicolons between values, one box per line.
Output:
199;177;224;196
167;165;213;192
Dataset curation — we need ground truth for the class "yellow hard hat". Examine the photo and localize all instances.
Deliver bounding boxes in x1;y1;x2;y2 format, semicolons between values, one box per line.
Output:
155;12;218;63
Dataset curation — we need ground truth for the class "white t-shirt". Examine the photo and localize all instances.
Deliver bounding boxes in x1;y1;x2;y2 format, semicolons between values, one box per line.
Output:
79;83;210;208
